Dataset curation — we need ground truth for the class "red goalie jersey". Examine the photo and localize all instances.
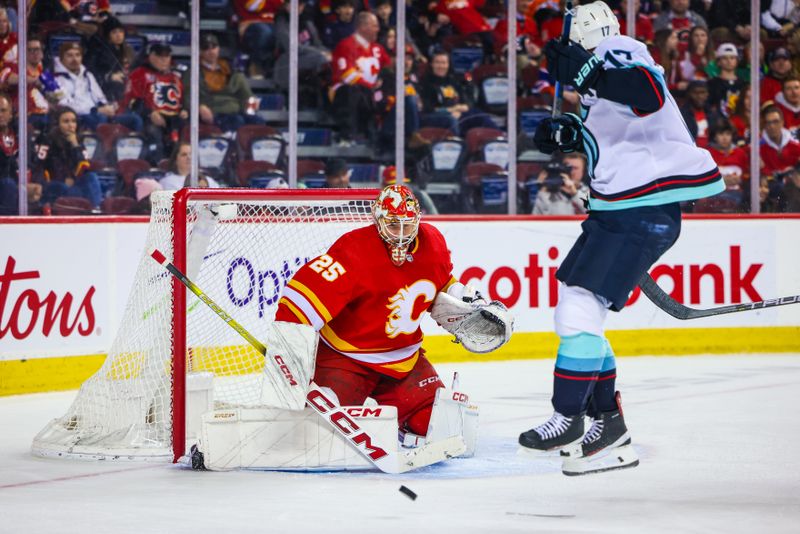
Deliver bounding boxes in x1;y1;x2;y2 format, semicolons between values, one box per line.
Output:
276;223;456;378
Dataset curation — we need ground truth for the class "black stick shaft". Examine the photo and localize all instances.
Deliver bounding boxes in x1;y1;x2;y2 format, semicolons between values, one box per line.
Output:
639;274;800;320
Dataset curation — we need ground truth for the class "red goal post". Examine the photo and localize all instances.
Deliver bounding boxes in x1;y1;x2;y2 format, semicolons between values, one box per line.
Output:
33;188;379;462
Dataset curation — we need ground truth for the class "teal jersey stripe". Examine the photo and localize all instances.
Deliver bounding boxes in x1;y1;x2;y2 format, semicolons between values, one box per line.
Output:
556;354;606;372
555;333;606;372
589;178;724;211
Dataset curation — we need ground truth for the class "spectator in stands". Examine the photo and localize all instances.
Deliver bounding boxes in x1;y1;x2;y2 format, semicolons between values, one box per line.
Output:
133;176;162;215
32;106;102;209
120;43;187;163
706;0;751;42
679;26;712;82
86;16;134;104
54;41;141;132
434;0;493;59
272;0;331;96
29;0;110;37
407;0;453;55
707;119;749;206
774;76;800;135
0;93;40;214
233;0;282;79
527;1;565;48
780;163;800;211
418;49;499;135
375;55;431;153
616;0;654;44
375;0;395;37
532;158;588;215
0;8;17;67
0;35;60;131
184;32;264;134
760;105;800;177
761;0;800;37
762;47;796;104
322;0;357;50
323;158;351;188
653;0;707;33
160;142;220;191
330;11;390;146
493;0;538;55
707;43;746;115
680;80;718;148
729;85;751;141
651;29;686;93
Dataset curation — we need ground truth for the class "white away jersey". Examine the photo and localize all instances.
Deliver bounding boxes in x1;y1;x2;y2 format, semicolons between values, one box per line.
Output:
579;35;723;210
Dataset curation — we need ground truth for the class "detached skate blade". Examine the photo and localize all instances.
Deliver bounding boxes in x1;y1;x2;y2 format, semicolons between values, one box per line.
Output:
561;444;639;476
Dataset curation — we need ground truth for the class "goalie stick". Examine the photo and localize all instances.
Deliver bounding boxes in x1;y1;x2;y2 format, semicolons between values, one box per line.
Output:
149;249;465;474
638;273;800;320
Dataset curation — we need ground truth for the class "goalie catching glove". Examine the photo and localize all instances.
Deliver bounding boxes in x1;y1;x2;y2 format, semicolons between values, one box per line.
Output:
430;284;513;353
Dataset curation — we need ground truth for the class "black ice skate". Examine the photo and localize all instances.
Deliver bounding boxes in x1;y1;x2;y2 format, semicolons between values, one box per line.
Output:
561;392;639;476
518;412;584;455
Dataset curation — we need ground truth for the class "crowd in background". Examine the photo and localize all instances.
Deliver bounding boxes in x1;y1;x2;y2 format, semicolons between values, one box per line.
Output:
0;0;798;215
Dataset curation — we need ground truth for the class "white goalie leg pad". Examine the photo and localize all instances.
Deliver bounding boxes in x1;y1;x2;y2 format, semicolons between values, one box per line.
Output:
199;405;399;471
261;321;319;410
423;388;479;457
554;284;609;337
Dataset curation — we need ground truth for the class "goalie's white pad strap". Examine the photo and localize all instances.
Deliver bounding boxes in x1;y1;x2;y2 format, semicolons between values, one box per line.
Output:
263;321;318;410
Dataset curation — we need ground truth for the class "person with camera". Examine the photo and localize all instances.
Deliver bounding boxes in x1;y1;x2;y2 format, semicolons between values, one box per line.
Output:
518;1;722;476
532;154;589;215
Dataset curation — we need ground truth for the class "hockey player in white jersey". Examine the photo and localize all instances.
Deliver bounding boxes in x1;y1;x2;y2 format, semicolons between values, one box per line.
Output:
518;1;723;475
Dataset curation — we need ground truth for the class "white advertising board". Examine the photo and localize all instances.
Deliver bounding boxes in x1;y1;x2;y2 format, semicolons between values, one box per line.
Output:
1;217;798;361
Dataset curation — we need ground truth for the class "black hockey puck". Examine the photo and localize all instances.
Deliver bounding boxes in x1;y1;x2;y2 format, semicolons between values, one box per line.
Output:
399;485;417;501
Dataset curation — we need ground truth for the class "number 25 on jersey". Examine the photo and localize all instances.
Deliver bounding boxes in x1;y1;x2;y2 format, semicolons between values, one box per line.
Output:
309;254;346;282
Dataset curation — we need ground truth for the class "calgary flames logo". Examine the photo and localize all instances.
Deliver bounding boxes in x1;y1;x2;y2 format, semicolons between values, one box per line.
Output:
385;280;436;338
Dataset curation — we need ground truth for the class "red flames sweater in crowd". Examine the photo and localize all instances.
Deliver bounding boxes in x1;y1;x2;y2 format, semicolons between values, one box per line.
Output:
330;33;390;93
119;64;183;116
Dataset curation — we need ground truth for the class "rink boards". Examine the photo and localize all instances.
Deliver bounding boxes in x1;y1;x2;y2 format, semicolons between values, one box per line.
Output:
1;214;799;395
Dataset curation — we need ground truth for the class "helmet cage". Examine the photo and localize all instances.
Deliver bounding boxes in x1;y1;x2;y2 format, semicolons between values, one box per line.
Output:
372;185;421;266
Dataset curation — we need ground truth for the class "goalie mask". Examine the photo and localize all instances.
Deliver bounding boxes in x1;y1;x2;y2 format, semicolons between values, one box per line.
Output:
372;184;421;267
570;1;620;50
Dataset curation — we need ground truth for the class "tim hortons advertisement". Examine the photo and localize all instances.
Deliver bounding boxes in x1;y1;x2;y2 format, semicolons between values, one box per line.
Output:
0;223;144;360
1;218;798;361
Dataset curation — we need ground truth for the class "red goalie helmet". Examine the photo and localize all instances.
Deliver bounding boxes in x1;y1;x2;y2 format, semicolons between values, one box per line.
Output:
372;184;421;266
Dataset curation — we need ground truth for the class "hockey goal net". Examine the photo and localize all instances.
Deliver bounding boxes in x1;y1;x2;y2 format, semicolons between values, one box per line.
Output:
32;188;376;462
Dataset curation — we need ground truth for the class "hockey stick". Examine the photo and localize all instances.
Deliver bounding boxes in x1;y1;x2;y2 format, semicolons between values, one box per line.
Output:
150;249;465;473
638;273;800;320
551;0;575;117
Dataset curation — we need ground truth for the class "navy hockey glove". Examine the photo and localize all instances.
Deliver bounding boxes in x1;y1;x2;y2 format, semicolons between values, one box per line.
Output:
533;114;583;154
544;39;603;94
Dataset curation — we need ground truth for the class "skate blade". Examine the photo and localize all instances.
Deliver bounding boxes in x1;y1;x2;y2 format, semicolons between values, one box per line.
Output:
561;444;639;476
517;436;583;458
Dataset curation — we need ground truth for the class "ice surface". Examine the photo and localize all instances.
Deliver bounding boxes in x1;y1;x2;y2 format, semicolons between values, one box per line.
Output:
1;356;799;533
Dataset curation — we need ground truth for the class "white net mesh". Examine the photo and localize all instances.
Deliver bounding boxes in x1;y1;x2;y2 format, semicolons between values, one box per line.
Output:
32;190;375;460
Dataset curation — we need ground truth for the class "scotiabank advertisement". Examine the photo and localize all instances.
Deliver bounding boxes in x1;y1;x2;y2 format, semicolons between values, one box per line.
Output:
1;217;799;361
